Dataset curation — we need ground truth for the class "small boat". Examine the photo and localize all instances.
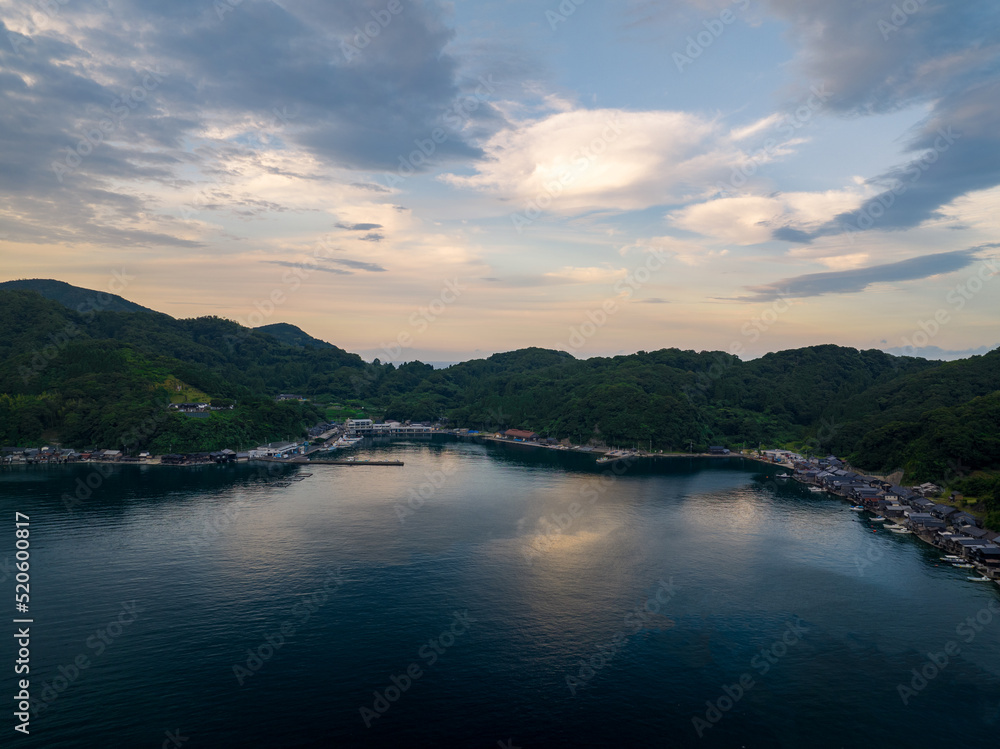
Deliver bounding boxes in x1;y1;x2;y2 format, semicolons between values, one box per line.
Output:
967;576;991;582
952;563;974;569
776;474;790;480
849;505;865;511
942;555;962;561
871;516;887;522
889;528;912;534
808;486;824;493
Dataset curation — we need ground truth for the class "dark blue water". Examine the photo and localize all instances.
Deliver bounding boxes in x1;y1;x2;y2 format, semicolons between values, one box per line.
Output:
3;439;1000;748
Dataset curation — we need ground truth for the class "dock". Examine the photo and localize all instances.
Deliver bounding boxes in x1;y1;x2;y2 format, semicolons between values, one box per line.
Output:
309;459;404;466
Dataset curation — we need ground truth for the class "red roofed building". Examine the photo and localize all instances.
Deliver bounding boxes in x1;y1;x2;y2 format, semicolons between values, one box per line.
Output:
504;429;539;441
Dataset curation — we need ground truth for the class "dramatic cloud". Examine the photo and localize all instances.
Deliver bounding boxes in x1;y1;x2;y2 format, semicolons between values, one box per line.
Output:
442;108;759;214
741;248;982;301
764;0;1000;239
0;0;498;247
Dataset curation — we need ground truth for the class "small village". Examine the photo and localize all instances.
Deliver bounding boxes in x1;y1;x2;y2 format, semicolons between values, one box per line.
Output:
759;449;1000;583
4;422;998;583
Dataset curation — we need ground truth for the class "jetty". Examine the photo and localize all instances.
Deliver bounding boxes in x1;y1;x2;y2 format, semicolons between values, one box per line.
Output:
309;459;404;466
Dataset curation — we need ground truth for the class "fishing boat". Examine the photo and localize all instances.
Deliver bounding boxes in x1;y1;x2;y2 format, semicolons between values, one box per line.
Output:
871;516;887;522
952;563;975;569
849;505;865;511
889;527;912;534
808;486;824;493
776;474;791;480
967;576;991;582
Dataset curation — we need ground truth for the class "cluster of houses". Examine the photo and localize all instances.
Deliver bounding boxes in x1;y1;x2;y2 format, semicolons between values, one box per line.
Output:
2;446;81;464
789;457;1000;576
2;446;163;464
346;419;435;437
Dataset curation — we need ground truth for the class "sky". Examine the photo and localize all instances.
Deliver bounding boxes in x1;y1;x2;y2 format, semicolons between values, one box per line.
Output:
1;0;998;365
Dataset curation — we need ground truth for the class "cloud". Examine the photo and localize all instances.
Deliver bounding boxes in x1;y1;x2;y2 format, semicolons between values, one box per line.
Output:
442;107;756;214
762;0;1000;239
320;257;387;272
740;248;981;301
336;222;383;231
262;260;351;275
0;0;500;247
669;189;865;245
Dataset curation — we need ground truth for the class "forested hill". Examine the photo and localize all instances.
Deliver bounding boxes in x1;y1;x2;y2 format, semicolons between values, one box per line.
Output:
0;278;159;314
256;322;336;349
1;283;998;484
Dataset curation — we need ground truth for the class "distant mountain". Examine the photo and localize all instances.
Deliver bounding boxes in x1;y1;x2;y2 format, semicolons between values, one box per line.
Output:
256;322;334;349
2;281;998;496
0;278;162;315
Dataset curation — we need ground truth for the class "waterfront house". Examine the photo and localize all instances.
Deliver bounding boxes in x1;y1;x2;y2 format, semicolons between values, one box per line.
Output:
959;526;991;541
249;441;299;459
970;545;1000;572
931;505;960;520
950;511;978;528
908;513;947;532
346;419;374;434
504;429;539;442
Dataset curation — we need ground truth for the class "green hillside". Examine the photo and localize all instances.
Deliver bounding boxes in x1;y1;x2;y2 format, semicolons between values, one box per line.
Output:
1;281;997;490
257;322;335;349
0;278;160;314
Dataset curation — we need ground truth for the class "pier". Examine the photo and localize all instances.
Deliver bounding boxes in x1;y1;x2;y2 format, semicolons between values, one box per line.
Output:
308;459;404;466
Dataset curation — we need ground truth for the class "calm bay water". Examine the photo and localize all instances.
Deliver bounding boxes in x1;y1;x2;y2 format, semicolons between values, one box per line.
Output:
3;438;1000;748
